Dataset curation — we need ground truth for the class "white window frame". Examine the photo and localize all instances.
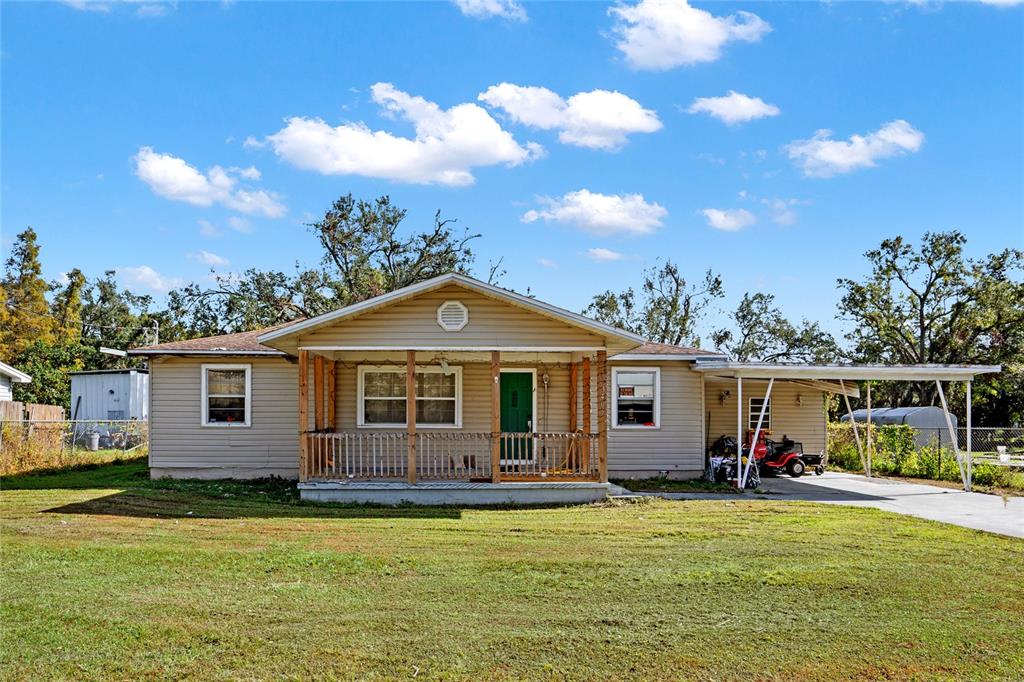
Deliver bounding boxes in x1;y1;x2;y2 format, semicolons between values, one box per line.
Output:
611;366;661;430
356;365;463;429
200;363;252;428
749;396;772;431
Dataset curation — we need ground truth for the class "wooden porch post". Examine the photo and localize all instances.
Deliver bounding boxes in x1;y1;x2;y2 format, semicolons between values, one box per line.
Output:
491;351;501;483
326;360;337;431
582;357;591;434
313;354;325;431
406;351;417;484
596;350;608;483
569;361;578;431
298;350;309;480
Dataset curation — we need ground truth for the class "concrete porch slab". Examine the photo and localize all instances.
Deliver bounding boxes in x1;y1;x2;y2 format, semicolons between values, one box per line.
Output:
299;480;612;506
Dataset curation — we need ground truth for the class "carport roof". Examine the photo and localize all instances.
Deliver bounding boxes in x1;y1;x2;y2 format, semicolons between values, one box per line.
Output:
692;361;1001;382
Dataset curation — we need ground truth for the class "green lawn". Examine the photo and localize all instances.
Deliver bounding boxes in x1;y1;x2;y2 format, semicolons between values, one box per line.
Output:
2;460;1022;681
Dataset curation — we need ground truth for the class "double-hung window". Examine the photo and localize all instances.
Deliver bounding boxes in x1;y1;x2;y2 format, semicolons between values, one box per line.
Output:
612;367;660;429
748;397;771;431
201;364;251;427
358;365;462;428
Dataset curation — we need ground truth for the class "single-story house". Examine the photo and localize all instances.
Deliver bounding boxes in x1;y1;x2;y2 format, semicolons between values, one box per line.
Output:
130;273;998;503
0;361;32;402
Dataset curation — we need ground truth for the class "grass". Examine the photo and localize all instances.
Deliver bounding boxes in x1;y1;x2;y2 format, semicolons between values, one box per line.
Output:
2;460;1023;681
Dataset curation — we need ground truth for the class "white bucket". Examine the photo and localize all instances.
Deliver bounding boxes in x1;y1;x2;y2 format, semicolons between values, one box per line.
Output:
997;446;1009;463
87;432;100;452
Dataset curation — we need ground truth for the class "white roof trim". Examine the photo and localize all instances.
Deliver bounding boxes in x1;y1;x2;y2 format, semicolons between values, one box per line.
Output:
256;273;645;346
692;361;1001;381
129;349;286;357
611;353;728;362
0;361;31;383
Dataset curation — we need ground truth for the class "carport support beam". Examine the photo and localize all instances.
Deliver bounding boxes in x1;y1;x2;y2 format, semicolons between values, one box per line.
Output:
741;378;773;488
735;377;743;490
935;380;968;491
966;380;973;491
865;382;872;478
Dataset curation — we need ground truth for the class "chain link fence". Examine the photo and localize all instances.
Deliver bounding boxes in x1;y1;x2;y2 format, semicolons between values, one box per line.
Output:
0;419;148;476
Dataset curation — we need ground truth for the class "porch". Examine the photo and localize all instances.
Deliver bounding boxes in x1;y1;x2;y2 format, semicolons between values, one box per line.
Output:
295;348;612;488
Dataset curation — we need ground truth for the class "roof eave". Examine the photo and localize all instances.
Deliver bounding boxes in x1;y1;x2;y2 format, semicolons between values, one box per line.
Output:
128;349;288;357
692;361;1002;381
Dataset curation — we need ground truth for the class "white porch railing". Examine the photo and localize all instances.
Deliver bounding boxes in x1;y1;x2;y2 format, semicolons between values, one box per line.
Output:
301;431;599;482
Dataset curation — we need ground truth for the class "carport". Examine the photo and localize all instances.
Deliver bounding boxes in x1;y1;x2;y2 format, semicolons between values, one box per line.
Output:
692;362;1002;492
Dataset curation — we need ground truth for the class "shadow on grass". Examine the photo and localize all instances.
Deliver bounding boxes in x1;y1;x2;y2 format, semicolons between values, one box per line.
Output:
43;490;466;520
14;457;611;520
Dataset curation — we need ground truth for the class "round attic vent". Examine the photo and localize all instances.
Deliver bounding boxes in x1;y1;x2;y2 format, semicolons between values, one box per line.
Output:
437;300;469;331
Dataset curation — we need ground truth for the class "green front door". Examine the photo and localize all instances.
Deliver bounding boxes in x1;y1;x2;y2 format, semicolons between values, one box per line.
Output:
500;372;533;461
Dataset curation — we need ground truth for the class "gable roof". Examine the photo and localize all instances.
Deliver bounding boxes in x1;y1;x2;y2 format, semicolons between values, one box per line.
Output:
130;323;290;356
0;361;32;383
257;272;645;347
611;341;728;361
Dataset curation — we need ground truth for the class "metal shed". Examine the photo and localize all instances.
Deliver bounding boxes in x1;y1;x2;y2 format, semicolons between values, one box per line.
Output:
69;369;149;421
841;406;957;447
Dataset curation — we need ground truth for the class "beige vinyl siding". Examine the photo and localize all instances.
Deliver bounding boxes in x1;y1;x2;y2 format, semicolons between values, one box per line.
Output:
704;380;827;455
298;285;605;350
149;356;299;479
606;361;705;477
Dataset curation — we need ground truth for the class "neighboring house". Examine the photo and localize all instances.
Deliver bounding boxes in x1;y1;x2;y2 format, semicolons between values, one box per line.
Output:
129;273;997;503
69;369;149;421
0;361;32;402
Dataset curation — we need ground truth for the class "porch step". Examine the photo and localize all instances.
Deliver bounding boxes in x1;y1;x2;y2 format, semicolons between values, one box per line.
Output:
298;480;612;506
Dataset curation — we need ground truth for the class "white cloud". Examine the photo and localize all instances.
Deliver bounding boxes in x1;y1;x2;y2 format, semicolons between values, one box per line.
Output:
785;119;924;178
978;0;1023;5
188;250;228;267
227;216;252;233
687;91;780;125
701;208;755;231
198;219;220;237
452;0;527;21
63;0;176;15
536;257;557;268
522;189;667;236
479;84;661;150
62;0;111;11
761;198;801;225
609;0;771;71
118;265;184;294
231;165;261;181
242;135;266;149
265;83;540;186
587;247;625;262
134;147;286;218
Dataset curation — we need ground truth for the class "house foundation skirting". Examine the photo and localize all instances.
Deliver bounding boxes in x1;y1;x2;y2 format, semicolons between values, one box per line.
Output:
298;480;612;506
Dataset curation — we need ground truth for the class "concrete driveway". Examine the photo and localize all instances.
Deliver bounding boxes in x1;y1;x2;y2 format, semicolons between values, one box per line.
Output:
640;472;1024;539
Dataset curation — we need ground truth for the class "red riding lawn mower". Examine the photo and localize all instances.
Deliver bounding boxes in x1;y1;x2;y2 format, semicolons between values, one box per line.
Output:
746;430;825;478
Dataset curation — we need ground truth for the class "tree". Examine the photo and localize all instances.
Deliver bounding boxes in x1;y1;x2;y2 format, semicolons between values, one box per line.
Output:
585;261;723;346
712;292;841;363
51;268;86;342
11;340;93;407
80;271;161;368
1;227;54;357
167;194;480;335
837;231;1024;424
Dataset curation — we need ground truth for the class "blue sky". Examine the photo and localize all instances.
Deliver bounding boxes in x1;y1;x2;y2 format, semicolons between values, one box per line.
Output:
2;0;1022;341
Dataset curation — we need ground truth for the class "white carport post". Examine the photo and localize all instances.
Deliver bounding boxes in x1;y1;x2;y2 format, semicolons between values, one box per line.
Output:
735;377;743;489
935;380;969;491
966;380;973;490
838;380;868;474
865;382;872;478
741;378;774;489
